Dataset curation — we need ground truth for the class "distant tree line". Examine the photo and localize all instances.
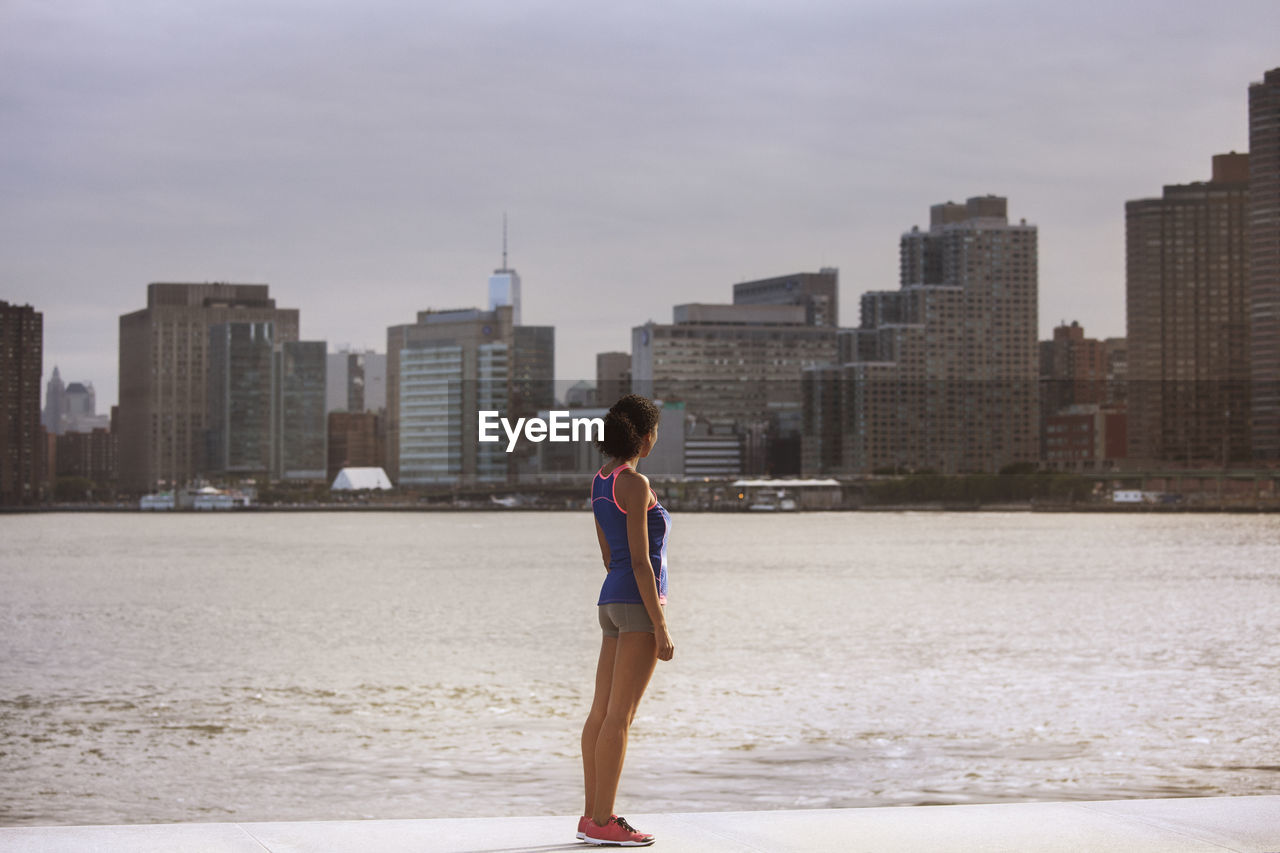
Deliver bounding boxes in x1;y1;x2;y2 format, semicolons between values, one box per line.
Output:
864;463;1094;505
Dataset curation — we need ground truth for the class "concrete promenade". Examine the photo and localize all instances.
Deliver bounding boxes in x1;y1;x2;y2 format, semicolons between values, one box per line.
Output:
1;796;1278;852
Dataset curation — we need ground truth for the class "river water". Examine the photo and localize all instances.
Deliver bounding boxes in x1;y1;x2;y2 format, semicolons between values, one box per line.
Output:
2;510;1278;826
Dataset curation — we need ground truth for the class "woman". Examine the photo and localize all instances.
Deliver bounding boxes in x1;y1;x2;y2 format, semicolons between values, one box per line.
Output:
578;394;674;847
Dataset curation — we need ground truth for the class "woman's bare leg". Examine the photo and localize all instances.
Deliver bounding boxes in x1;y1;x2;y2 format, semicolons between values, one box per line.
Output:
582;635;617;817
590;630;657;826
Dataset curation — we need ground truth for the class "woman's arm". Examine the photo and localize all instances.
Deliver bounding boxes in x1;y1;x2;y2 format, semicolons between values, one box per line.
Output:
615;470;674;661
595;518;610;570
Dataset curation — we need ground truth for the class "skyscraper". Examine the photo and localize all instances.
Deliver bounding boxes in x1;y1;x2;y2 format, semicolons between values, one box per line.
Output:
41;369;105;434
803;196;1038;475
55;428;116;491
732;269;840;327
206;324;327;482
387;305;554;486
1040;321;1108;417
273;340;327;481
1249;67;1280;464
118;283;300;492
488;217;522;324
1038;323;1109;463
632;293;839;476
326;348;387;414
0;300;43;505
327;411;384;484
1126;154;1252;467
632;303;838;429
206;321;276;477
1038;323;1127;472
63;382;104;432
510;326;553;420
595;351;631;407
488;268;522;326
42;366;66;434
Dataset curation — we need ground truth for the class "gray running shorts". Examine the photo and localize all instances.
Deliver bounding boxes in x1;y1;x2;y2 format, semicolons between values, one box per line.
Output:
598;602;655;637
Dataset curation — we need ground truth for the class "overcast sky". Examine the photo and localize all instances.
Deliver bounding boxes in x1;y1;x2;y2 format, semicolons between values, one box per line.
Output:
3;0;1278;409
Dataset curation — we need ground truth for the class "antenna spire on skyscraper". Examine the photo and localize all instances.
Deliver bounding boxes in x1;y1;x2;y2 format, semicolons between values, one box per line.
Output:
488;213;521;323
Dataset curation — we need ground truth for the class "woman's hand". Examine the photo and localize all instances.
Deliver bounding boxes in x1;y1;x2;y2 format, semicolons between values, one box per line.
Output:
655;625;674;662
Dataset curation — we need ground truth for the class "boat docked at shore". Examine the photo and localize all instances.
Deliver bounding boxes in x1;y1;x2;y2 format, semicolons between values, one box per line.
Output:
138;486;254;511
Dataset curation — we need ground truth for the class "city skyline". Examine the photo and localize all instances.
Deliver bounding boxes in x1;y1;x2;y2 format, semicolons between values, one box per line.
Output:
4;2;1279;410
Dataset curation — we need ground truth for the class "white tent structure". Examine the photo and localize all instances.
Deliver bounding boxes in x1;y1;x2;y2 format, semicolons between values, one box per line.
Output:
331;467;393;491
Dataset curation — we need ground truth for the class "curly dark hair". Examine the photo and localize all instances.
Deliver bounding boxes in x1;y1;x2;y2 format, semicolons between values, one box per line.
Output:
596;394;661;460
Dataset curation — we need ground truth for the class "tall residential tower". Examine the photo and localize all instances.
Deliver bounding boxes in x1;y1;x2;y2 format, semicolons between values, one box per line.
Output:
1249;67;1280;464
1126;154;1252;467
803;197;1039;475
0;301;43;505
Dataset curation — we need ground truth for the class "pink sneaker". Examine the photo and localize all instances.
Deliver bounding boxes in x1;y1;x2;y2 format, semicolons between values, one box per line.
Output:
578;814;616;840
583;815;654;846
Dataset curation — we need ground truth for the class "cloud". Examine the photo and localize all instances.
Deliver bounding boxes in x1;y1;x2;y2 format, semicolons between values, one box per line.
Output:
2;0;1277;406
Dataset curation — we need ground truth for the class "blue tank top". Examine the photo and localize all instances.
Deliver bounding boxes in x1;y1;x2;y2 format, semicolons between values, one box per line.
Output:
592;463;670;606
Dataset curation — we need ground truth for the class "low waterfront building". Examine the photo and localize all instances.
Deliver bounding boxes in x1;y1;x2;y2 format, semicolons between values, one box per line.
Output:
730;478;843;510
331;467;393;491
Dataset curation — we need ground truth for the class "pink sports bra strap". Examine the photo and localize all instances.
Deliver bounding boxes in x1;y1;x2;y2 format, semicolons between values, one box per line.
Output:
601;463;657;512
